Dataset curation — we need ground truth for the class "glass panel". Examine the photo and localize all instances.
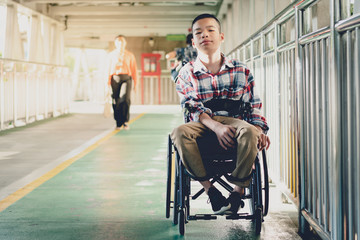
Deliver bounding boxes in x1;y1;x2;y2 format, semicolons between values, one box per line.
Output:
0;4;6;58
301;0;330;35
245;44;251;60
342;0;360;19
239;48;245;62
278;16;295;45
351;0;360;16
17;12;31;60
265;29;275;51
253;38;261;57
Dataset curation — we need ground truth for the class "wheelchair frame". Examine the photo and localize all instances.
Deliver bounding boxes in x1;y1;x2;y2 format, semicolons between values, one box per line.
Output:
165;134;269;235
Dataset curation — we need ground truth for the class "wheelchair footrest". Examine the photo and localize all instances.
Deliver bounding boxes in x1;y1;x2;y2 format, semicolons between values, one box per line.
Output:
188;214;217;220
225;213;253;220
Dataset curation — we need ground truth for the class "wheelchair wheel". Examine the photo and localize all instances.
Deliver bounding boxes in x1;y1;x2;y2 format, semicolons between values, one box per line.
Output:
166;135;172;219
172;152;180;225
261;150;269;217
178;160;186;235
179;209;185;235
250;157;263;234
254;207;262;234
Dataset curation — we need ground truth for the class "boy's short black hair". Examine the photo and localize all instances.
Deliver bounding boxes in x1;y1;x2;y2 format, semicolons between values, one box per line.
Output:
191;13;221;32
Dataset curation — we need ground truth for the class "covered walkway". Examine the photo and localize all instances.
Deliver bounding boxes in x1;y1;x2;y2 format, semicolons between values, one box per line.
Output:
1;0;360;239
0;104;303;240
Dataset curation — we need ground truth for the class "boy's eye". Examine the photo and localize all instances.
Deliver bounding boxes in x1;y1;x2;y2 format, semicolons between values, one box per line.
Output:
195;32;201;35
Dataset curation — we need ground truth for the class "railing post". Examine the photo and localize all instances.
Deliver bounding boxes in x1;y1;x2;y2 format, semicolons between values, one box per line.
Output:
0;60;4;130
36;69;40;120
45;69;48;119
13;62;17;127
329;0;343;239
295;1;308;234
158;75;161;105
25;64;29;123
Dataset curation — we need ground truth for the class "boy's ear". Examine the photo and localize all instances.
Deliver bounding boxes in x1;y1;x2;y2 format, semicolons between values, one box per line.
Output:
192;38;195;48
220;32;224;42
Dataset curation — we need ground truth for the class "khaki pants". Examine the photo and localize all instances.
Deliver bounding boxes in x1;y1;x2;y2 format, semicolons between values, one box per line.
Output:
171;116;260;187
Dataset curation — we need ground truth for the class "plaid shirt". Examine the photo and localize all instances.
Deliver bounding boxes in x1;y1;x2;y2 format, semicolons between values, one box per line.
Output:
176;55;269;132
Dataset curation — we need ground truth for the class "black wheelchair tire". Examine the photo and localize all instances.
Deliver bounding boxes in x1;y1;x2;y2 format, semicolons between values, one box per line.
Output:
254;207;262;234
172;153;180;225
261;150;269;217
250;159;262;216
166;135;172;219
255;159;263;213
179;209;185;235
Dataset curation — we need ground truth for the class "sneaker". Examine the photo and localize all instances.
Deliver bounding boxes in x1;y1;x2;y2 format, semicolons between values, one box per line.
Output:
225;191;244;215
123;123;130;130
207;187;231;215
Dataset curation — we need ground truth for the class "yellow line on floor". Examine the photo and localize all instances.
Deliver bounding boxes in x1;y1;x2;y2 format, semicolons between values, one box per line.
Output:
0;113;145;212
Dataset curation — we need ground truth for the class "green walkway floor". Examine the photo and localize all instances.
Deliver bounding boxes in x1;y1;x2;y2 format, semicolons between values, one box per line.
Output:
0;111;303;240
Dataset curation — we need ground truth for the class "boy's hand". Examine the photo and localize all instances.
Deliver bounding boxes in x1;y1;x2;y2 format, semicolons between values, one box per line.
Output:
213;124;236;150
255;126;270;151
199;112;236;150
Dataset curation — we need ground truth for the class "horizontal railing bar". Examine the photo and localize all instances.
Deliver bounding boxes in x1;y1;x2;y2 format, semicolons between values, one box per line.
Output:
299;27;331;45
335;13;360;33
301;209;331;239
263;49;275;56
0;58;67;68
277;41;296;52
296;0;319;11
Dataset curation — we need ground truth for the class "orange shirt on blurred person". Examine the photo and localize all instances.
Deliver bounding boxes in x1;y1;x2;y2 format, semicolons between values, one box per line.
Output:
108;49;138;87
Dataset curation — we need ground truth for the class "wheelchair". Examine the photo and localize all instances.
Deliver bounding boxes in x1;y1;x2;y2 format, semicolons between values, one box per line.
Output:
165;130;269;236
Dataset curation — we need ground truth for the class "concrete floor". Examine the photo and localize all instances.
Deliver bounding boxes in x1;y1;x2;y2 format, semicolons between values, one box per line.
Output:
0;103;311;239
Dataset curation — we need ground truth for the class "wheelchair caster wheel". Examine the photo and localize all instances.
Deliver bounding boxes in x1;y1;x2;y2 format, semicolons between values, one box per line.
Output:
179;209;185;235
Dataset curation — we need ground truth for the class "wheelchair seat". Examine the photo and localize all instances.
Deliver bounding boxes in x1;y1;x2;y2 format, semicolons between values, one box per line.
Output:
196;132;237;177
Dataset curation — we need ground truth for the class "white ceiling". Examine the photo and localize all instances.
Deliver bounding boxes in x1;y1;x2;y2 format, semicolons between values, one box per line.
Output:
23;0;223;48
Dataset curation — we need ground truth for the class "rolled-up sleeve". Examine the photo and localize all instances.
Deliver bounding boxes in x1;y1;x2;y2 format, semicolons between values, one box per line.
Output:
246;71;269;132
176;69;212;122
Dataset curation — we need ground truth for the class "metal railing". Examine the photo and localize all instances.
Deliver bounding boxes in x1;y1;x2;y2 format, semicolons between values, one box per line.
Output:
230;4;300;202
0;58;70;131
139;72;179;105
72;70;179;105
299;27;332;239
227;0;359;239
335;13;360;240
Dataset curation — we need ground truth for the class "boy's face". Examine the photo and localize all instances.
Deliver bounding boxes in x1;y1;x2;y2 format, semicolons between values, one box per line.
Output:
192;18;224;55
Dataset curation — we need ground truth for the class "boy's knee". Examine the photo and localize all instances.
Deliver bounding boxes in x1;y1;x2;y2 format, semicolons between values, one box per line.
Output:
171;124;188;142
237;124;259;144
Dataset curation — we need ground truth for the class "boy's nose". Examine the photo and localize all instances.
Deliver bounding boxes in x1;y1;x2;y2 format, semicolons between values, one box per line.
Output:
201;32;209;38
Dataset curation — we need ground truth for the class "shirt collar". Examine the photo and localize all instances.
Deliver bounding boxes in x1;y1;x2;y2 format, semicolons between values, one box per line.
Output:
193;53;235;73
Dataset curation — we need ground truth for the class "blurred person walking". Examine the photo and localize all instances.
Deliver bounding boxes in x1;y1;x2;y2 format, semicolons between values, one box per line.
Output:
107;35;138;129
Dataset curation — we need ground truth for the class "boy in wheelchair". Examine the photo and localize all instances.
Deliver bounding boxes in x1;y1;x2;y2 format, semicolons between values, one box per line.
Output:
171;13;270;215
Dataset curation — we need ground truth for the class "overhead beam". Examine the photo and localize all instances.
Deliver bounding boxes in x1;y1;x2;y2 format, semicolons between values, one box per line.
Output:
49;5;217;16
25;0;218;3
63;27;189;37
67;21;191;27
66;24;190;31
66;14;196;21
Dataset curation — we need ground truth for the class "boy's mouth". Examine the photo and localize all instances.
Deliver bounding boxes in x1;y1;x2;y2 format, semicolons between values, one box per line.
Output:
201;40;211;45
